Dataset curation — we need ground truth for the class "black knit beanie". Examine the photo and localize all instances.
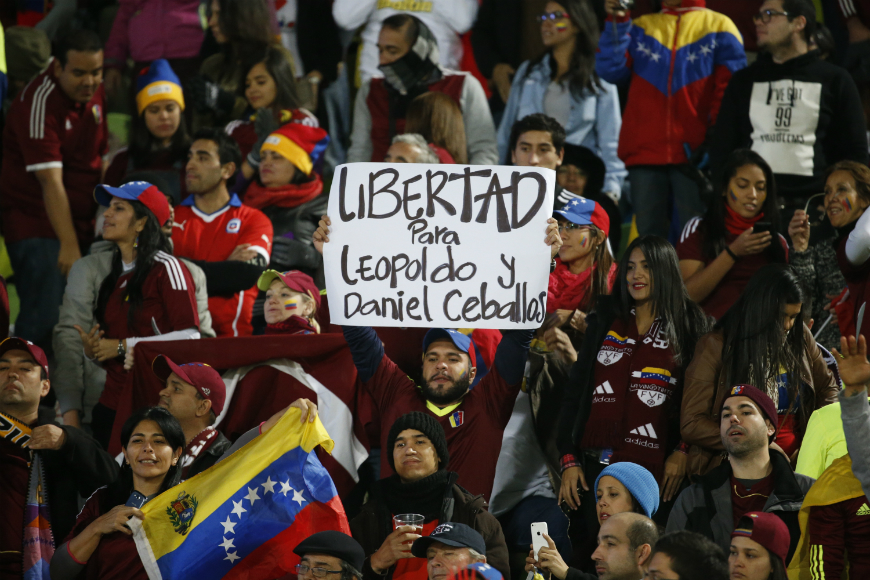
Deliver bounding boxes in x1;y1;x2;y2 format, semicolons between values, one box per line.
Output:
386;412;449;472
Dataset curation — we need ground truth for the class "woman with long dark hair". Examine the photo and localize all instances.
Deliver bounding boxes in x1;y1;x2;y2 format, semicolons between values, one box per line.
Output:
729;512;790;580
75;183;200;448
557;236;711;527
681;264;839;477
104;60;191;202
226;44;312;180
496;0;625;199
677;149;788;320
190;0;294;130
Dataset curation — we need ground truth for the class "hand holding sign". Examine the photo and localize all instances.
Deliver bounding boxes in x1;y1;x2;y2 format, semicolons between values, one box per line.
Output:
318;163;556;329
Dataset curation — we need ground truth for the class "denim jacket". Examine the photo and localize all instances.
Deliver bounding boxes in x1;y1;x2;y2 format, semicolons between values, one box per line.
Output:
496;56;626;197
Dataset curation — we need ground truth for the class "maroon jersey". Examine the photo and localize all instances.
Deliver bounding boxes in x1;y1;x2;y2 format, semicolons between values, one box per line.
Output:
63;488;148;580
0;63;108;245
677;217;788;320
98;251;199;410
731;473;774;528
836;0;870;24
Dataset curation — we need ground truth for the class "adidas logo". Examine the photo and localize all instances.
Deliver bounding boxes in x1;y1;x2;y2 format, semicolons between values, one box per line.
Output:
629;423;658;439
858;503;870;516
595;381;614;395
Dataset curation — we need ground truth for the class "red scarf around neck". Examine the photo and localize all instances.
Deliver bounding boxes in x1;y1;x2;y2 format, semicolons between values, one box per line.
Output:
581;315;680;480
724;203;764;236
547;260;617;313
243;174;323;210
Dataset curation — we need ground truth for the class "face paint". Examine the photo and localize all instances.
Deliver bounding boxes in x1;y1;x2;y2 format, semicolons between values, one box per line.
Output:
580;236;589;248
555;21;568;31
729;189;738;202
843;197;854;213
284;298;299;310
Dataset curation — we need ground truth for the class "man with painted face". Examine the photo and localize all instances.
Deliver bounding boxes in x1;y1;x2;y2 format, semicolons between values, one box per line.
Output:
350;413;508;580
666;384;813;560
346;14;497;165
0;338;118;579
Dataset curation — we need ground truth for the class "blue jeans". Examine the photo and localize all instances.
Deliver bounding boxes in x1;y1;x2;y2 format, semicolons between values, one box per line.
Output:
7;238;66;351
497;494;571;556
629;165;706;240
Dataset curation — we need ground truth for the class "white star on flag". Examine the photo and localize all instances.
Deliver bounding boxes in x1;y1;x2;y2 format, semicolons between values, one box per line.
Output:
292;488;306;506
231;499;247;517
245;486;261;505
686;52;697;63
650;52;661;62
262;476;277;494
710;38;718;48
699;44;712;56
219;536;236;551
225;552;241;564
220;517;237;535
280;479;292;496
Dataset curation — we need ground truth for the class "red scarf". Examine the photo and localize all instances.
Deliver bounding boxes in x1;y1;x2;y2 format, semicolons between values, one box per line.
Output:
265;315;318;335
724;204;764;236
547;260;617;313
581;315;680;480
243;175;323;210
179;427;219;480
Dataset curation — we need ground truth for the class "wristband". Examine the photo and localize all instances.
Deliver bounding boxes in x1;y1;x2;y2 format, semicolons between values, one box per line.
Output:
725;246;738;261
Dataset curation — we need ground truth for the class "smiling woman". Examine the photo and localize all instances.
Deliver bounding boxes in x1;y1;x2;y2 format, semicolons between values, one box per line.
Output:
50;407;185;580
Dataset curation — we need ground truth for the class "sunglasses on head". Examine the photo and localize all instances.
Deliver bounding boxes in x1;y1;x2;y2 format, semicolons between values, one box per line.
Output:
538;11;570;22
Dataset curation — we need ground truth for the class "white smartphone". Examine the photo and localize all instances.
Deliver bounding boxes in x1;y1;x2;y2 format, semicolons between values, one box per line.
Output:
531;521;549;560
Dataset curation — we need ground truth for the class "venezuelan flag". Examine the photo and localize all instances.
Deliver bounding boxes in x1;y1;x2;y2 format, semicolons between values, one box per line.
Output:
631;367;677;386
130;409;349;580
603;331;635;347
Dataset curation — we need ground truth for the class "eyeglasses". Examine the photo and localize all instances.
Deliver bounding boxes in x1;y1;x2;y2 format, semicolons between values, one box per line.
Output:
295;565;343;578
557;223;589;233
538;11;570;22
752;9;789;23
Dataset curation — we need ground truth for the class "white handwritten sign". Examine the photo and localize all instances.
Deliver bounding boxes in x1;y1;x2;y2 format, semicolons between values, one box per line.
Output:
323;163;554;329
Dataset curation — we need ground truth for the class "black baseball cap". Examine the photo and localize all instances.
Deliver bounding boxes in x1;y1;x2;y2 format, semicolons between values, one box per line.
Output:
411;523;486;557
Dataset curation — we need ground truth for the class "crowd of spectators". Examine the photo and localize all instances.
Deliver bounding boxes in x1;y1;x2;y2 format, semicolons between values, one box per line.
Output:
6;1;870;580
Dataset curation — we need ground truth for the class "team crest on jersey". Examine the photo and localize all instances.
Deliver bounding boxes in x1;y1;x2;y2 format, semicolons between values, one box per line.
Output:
630;367;676;407
226;218;241;234
92;104;102;124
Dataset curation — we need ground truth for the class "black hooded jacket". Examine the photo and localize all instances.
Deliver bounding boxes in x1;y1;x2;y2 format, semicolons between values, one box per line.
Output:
710;50;868;200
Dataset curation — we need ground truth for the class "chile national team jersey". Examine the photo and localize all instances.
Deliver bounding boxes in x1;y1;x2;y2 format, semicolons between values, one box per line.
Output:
172;194;272;337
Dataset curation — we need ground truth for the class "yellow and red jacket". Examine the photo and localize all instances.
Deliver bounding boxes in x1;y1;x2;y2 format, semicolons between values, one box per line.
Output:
596;0;745;167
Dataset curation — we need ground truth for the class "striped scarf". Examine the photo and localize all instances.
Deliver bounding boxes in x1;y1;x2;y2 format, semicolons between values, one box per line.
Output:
0;411;53;579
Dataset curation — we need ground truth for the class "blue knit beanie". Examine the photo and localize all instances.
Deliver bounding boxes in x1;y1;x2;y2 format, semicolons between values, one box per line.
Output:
594;462;660;518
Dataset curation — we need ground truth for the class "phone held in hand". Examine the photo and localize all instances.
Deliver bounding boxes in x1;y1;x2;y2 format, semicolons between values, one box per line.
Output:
531;522;549;560
752;221;773;235
125;491;147;509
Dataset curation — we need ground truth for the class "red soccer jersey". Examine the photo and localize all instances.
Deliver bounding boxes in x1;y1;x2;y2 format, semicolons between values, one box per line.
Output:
99;251;199;410
0;63;108;245
172;194;273;337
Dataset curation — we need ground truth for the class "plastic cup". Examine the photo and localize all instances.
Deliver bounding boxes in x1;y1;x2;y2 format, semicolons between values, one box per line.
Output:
394;514;424;543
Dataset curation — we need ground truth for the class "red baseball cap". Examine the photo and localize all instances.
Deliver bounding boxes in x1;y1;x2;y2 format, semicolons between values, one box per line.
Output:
257;269;321;308
0;337;49;379
152;355;226;415
731;512;790;568
94;181;172;227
